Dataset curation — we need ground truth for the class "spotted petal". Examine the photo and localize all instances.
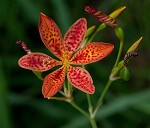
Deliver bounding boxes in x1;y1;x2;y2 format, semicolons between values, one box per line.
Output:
18;52;61;72
70;42;114;65
42;66;66;98
63;18;87;59
39;13;64;59
67;66;95;94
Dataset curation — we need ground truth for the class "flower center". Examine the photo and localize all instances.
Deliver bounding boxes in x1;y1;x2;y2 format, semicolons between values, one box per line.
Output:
62;58;70;67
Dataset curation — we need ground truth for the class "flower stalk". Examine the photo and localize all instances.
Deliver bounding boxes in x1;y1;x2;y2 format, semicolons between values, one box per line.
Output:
87;23;106;43
93;79;112;116
113;27;124;68
90;26;125;117
69;100;97;128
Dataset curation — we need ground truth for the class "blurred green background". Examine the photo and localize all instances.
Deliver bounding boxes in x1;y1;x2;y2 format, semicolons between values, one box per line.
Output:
0;0;150;128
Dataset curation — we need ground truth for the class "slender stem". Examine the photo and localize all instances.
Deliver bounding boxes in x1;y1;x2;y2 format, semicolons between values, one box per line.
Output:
82;65;94;116
69;100;97;128
59;90;66;97
113;40;124;68
113;27;124;68
89;117;98;128
93;79;112;115
87;30;97;43
87;24;106;43
48;97;68;101
67;78;73;98
93;27;124;116
63;82;68;96
67;80;71;92
81;37;88;48
87;94;93;115
69;100;89;118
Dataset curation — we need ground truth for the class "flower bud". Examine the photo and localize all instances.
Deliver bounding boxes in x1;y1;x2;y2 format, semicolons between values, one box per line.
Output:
127;37;143;53
86;26;95;37
97;23;107;31
119;67;131;81
115;27;124;40
110;6;126;19
85;6;117;27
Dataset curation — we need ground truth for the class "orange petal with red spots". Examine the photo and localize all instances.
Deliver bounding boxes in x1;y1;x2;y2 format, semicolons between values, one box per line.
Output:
67;66;95;94
39;13;64;59
42;66;66;98
70;42;114;65
18;52;61;72
63;18;87;59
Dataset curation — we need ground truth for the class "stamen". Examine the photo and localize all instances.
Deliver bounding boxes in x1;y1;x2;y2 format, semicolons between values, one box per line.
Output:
16;41;31;54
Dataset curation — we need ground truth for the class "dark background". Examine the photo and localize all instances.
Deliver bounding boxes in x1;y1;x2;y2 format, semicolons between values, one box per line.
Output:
0;0;150;128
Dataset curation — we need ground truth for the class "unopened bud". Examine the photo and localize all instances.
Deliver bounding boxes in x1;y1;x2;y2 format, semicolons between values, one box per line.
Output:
115;27;124;40
119;67;131;81
97;23;107;31
86;26;95;37
127;37;143;53
85;6;117;27
110;6;126;19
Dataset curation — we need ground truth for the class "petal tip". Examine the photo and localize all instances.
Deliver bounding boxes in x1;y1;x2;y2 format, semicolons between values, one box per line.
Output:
106;43;114;54
67;66;95;94
87;84;95;94
40;13;46;18
39;13;48;25
42;67;65;98
80;18;87;24
81;17;87;21
111;43;115;49
107;43;114;51
77;18;87;26
43;93;48;98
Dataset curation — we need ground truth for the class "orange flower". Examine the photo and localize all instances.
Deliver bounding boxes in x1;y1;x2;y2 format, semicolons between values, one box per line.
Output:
18;13;114;98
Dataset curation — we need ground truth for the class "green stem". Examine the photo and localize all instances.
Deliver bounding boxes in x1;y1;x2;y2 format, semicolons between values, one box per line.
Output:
59;90;66;97
70;100;89;118
89;117;98;128
113;39;124;68
113;27;124;68
93;79;112;116
93;27;124;116
110;27;124;80
87;94;93;115
67;79;72;96
87;24;106;43
48;97;68;101
69;100;97;128
82;65;94;116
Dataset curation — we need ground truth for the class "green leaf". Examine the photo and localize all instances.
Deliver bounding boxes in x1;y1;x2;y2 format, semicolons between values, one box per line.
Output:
133;102;150;115
97;89;150;119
